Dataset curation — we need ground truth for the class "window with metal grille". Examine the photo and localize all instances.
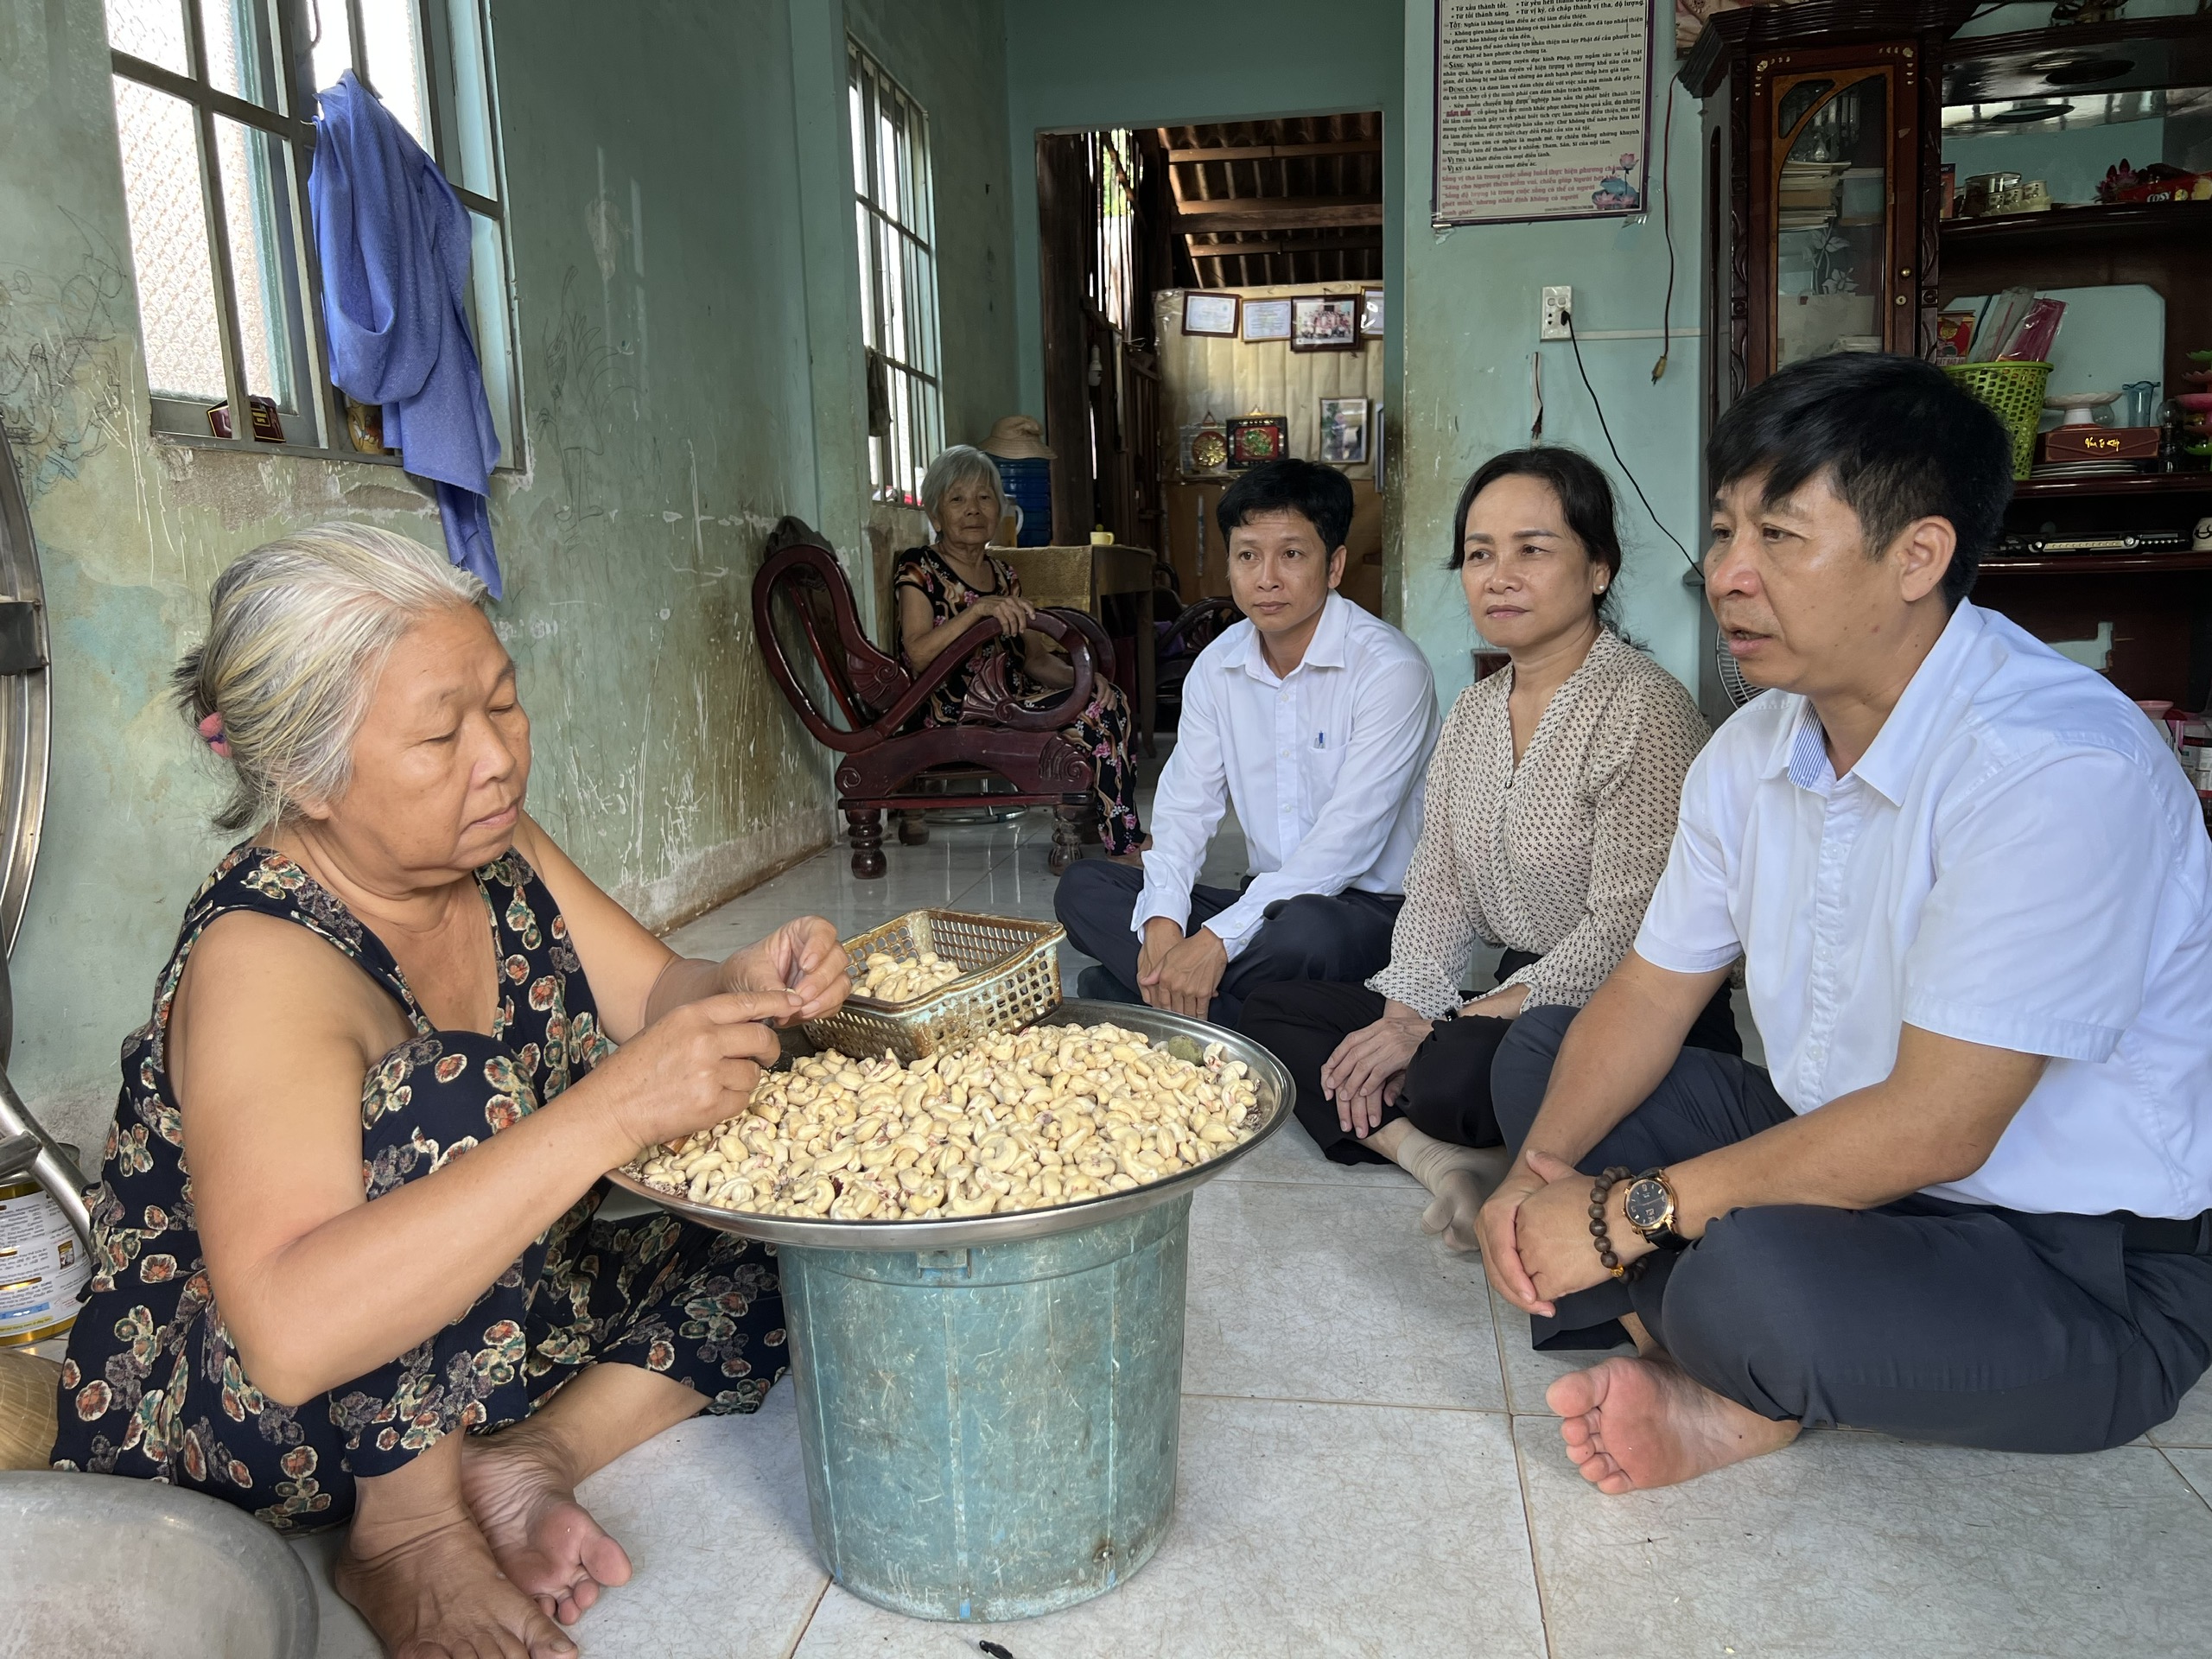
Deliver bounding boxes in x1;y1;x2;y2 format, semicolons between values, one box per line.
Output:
105;0;518;462
848;43;942;507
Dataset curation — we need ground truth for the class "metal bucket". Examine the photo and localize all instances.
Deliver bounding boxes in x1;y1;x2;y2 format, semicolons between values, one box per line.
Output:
609;1001;1290;1620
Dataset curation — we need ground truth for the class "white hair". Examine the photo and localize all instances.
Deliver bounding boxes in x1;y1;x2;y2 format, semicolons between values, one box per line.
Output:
919;445;1007;524
174;524;489;831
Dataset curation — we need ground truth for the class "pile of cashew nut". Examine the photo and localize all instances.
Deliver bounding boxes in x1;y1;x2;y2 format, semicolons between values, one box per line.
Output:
855;950;963;1005
628;1021;1263;1221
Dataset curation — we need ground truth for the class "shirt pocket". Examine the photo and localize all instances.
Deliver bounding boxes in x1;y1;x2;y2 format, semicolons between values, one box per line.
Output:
1298;721;1351;817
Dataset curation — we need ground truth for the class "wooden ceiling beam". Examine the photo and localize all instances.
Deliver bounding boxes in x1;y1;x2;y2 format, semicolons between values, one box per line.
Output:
1173;200;1384;232
1166;138;1382;164
1183;233;1384;257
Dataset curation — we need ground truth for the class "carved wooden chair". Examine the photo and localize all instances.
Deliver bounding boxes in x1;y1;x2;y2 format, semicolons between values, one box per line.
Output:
753;535;1113;878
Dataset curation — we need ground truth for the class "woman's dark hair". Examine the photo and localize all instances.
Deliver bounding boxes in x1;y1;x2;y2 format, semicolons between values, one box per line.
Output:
1216;457;1355;553
1707;351;2012;609
1446;447;1624;630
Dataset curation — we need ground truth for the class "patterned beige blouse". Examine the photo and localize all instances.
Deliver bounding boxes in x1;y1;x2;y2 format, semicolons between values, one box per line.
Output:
1367;628;1711;1016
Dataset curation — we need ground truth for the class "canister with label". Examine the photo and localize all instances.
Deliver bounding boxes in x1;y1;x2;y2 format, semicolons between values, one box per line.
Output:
0;1146;89;1346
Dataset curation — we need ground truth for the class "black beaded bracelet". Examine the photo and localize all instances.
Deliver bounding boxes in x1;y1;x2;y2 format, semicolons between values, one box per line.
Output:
1588;1166;1643;1282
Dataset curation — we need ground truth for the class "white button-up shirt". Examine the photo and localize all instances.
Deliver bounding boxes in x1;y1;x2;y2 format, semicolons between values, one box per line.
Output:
1135;593;1440;960
1636;600;2212;1218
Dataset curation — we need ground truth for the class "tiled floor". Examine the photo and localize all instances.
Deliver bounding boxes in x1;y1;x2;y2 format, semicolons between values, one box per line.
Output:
299;804;2212;1658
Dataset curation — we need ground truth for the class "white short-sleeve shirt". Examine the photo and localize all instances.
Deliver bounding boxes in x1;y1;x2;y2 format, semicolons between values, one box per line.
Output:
1635;600;2212;1218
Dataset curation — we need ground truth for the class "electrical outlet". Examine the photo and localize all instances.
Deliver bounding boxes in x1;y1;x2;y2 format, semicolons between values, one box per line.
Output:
1541;286;1573;341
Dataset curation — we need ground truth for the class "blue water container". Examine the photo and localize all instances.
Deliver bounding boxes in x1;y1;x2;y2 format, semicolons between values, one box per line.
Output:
991;455;1054;546
779;1194;1189;1620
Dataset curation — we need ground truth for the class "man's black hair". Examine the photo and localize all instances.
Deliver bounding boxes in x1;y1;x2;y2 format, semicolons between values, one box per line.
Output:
1707;352;2013;608
1215;458;1355;554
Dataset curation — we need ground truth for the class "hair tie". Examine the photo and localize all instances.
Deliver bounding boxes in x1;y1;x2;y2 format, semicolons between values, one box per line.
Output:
197;711;232;760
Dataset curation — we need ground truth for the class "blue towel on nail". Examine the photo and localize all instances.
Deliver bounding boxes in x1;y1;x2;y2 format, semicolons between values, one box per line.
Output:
308;71;503;597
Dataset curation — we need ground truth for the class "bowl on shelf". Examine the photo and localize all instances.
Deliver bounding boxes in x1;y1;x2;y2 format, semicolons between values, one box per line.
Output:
2044;390;2121;425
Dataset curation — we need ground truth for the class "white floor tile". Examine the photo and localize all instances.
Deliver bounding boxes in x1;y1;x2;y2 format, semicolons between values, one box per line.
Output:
2166;1446;2212;1511
299;1389;827;1659
2149;1372;2212;1449
1215;1116;1421;1187
1185;1177;1505;1411
1487;1282;1634;1418
1514;1417;2212;1659
790;1396;1546;1659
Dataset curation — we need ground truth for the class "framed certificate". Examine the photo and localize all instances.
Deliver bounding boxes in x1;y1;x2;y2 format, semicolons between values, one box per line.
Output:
1181;292;1241;337
1242;298;1294;341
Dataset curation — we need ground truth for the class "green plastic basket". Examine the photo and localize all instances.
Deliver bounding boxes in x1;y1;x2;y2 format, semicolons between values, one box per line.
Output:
1943;361;2053;480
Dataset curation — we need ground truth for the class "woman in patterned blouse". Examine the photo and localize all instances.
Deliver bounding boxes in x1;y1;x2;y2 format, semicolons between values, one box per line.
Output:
1241;449;1738;1248
48;525;849;1659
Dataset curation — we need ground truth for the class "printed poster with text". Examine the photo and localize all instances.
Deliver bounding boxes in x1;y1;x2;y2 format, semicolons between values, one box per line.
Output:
1433;0;1653;226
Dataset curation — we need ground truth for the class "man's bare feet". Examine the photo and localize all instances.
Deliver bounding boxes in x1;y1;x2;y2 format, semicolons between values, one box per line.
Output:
1545;1354;1800;1493
461;1424;632;1627
336;1513;576;1659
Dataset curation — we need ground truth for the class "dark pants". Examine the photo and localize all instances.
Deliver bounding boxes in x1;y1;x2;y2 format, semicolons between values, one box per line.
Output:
1054;857;1401;1028
1241;951;1741;1165
1491;1004;2212;1452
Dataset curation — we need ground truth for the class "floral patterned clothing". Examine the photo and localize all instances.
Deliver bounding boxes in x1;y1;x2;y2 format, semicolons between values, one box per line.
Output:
49;845;786;1532
893;544;1144;853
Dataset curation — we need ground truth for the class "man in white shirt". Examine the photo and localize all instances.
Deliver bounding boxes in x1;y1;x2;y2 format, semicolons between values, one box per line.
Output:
1055;460;1439;1027
1477;352;2212;1492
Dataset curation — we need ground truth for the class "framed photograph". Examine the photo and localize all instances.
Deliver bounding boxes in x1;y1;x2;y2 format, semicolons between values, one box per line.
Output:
1226;414;1288;468
1242;298;1294;341
1359;286;1384;339
1319;397;1370;466
1290;295;1360;352
1180;291;1241;337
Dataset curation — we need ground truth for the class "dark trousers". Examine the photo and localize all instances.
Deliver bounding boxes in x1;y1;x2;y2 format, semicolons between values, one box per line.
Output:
1054;857;1401;1028
1242;952;1741;1166
1491;1004;2212;1452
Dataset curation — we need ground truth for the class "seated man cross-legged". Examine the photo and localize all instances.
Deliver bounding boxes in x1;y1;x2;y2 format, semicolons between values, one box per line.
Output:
1056;458;1440;1027
1481;351;2212;1492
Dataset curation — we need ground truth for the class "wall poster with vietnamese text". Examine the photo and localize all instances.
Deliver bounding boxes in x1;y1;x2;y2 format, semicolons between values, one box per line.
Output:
1433;0;1653;226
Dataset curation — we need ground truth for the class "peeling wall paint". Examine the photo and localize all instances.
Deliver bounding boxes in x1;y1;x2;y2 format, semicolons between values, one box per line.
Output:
1;0;1021;1154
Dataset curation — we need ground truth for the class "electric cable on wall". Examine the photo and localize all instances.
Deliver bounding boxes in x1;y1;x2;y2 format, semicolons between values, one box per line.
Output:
1564;308;1700;575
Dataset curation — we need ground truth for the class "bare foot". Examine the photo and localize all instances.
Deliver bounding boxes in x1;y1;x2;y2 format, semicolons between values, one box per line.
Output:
1419;1169;1487;1253
461;1426;632;1626
336;1513;576;1659
1545;1355;1800;1494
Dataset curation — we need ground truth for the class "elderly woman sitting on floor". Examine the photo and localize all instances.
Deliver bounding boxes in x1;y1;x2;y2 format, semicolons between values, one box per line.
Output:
894;444;1146;856
49;525;845;1659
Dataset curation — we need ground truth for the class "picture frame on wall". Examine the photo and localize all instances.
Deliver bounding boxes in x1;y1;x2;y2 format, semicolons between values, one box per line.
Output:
1242;298;1294;341
1290;295;1361;352
1359;287;1384;339
1319;397;1370;465
1180;291;1241;337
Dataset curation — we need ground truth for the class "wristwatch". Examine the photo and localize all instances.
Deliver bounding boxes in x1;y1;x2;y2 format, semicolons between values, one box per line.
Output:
1620;1168;1688;1251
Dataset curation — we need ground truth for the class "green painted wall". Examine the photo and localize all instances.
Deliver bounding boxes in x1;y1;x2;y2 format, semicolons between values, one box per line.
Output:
1396;1;1707;705
0;0;1020;1153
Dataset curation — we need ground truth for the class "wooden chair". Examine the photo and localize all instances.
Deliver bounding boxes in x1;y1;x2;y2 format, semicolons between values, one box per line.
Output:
753;534;1113;878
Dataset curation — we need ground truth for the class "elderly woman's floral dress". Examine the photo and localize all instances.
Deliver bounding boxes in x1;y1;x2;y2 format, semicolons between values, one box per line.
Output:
48;845;785;1531
893;544;1144;854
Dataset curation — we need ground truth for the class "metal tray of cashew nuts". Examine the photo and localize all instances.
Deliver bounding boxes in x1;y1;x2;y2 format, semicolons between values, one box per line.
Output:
604;999;1293;1251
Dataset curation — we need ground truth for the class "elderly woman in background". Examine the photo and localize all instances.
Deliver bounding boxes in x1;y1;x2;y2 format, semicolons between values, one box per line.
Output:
49;525;847;1659
894;445;1145;856
1241;448;1738;1248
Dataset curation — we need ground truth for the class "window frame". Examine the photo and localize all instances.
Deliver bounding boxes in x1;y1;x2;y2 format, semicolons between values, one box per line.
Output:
107;0;521;467
848;41;944;508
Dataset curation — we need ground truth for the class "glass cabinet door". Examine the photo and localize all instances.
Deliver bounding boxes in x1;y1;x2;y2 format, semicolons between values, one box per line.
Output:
1770;68;1897;371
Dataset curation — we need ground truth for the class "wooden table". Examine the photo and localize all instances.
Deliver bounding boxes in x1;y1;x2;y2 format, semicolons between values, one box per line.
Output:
1001;543;1160;754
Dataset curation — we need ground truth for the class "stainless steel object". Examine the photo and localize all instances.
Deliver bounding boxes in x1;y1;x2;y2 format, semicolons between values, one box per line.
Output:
604;999;1291;1250
0;1471;319;1659
0;421;49;955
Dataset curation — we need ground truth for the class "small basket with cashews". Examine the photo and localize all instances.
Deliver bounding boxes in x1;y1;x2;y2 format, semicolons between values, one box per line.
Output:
611;909;1293;1247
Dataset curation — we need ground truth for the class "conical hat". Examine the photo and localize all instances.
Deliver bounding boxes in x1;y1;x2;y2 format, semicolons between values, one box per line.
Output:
981;416;1055;461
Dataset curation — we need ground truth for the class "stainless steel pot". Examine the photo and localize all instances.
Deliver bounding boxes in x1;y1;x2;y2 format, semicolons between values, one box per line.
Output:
603;999;1291;1251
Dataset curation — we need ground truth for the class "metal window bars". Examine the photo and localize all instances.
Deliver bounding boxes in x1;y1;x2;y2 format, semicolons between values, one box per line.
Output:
849;42;944;508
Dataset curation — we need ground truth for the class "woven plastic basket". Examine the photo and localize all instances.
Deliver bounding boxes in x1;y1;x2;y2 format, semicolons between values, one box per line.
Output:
1943;360;2053;480
803;909;1065;1062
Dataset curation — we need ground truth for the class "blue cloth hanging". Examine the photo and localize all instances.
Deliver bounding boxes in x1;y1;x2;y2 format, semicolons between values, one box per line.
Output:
308;71;504;597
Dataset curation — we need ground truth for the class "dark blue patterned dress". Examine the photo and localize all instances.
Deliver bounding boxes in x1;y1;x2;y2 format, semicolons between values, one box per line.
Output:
49;844;786;1530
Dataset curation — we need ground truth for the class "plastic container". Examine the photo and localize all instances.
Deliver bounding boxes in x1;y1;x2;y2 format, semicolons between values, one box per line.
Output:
0;1144;86;1346
992;456;1053;547
803;909;1063;1064
1944;361;2054;479
782;1195;1188;1620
